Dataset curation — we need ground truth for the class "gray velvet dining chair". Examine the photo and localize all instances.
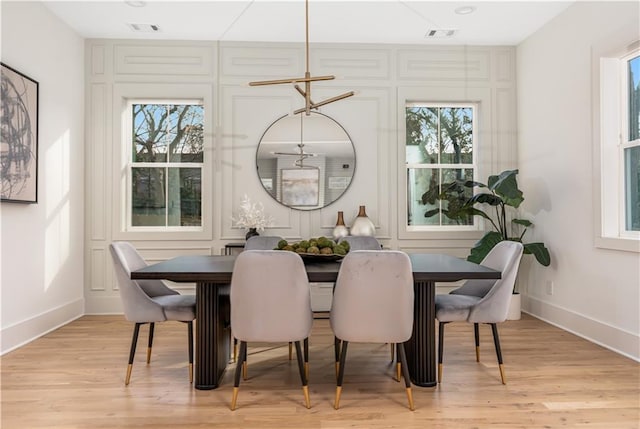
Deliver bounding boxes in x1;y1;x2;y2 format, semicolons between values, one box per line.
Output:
234;235;292;364
244;235;283;251
229;250;314;411
109;241;196;385
337;235;382;251
435;241;524;384
330;250;415;411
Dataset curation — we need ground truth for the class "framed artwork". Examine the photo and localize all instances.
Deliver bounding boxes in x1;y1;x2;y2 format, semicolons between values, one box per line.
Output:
281;168;319;207
328;176;351;190
1;63;39;203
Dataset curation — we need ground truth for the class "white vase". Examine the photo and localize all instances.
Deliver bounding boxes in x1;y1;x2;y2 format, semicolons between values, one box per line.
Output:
350;205;375;236
332;211;349;241
507;292;521;320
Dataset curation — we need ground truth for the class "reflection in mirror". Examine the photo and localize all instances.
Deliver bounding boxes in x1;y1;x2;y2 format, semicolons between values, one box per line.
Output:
256;112;355;211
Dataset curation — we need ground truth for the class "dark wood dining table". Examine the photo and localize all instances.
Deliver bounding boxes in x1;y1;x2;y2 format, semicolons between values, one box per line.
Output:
131;252;500;390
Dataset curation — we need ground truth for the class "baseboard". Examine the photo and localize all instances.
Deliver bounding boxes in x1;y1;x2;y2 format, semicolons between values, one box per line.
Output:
524;295;640;362
1;298;84;355
84;295;125;315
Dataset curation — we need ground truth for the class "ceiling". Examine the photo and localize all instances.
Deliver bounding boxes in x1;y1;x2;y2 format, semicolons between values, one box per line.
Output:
41;0;575;46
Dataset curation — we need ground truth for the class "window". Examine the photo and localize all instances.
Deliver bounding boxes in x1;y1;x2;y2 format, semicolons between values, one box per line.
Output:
623;53;640;232
598;45;640;250
405;103;477;229
127;101;204;229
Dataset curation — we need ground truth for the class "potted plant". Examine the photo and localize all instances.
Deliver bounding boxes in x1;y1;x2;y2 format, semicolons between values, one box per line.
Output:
422;169;551;319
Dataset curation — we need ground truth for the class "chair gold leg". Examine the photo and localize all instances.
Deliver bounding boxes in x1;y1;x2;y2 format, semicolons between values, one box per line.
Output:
396;362;401;382
289;342;293;360
230;387;239;411
406;387;415;411
188;363;193;384
302;385;311;409
242;361;247;380
475;346;480;362
499;363;506;384
125;364;133;386
438;363;443;383
334;386;342;410
146;347;152;364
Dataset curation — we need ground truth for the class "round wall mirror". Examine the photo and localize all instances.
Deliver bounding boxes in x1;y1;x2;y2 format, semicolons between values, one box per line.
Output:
256;112;355;211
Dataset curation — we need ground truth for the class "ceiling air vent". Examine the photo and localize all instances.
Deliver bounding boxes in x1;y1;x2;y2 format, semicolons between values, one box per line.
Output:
127;23;161;33
425;29;457;38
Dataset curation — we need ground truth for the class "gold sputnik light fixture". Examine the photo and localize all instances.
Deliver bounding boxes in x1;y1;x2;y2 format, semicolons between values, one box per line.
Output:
249;0;354;115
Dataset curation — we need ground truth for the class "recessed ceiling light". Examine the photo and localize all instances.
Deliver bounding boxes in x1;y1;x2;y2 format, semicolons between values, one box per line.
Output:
454;6;476;15
125;1;147;7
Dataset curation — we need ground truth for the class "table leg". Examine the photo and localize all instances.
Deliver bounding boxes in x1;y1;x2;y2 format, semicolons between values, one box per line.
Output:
405;280;436;387
195;282;230;390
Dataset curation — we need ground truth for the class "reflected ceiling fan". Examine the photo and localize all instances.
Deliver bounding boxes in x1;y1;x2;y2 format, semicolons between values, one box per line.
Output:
273;142;319;168
249;0;354;115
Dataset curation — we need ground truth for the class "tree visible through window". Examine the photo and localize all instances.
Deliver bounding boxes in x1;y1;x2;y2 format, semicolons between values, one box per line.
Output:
624;54;640;232
129;102;204;228
405;104;476;228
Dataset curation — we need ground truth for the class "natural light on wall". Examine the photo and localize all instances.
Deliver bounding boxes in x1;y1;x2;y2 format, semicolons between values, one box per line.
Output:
45;130;71;290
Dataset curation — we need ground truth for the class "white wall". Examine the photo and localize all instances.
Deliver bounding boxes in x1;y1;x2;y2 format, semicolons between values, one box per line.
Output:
517;1;640;360
1;2;85;354
84;40;518;313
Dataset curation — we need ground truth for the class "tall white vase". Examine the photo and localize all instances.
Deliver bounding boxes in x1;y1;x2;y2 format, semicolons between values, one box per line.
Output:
332;211;349;241
350;205;375;236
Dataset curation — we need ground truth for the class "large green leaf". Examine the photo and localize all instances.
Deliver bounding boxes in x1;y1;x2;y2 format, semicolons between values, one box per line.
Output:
469;193;503;206
523;242;551;266
513;218;532;227
467;231;504;264
487;169;524;208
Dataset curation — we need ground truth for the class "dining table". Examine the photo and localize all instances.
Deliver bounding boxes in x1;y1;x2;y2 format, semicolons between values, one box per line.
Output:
131;252;501;390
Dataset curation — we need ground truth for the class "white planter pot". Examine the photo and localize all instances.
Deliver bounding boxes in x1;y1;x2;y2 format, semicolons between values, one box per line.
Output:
507;292;521;320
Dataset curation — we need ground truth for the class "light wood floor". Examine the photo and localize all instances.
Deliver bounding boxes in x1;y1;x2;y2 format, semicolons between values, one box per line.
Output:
1;314;638;428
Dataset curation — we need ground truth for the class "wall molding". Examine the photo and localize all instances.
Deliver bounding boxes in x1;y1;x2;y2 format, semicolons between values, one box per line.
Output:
524;295;640;362
1;299;84;356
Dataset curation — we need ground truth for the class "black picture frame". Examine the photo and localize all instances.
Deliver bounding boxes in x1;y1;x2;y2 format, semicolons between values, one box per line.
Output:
1;62;39;204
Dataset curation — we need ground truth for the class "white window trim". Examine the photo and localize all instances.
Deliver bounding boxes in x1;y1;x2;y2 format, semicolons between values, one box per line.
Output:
397;86;493;240
111;83;214;242
592;38;640;253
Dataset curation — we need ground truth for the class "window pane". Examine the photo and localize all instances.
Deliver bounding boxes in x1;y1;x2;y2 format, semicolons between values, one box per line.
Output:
441;168;474;226
167;168;202;227
407;168;439;226
406;107;438;164
132;104;171;163
439;108;473;164
168;105;204;163
624;146;640;231
132;167;166;226
629;55;640;142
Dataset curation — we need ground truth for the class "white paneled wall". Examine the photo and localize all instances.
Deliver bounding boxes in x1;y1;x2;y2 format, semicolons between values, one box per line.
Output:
85;40;517;313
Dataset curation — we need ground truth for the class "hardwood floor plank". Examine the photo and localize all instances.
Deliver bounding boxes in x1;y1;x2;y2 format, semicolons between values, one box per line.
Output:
1;314;638;428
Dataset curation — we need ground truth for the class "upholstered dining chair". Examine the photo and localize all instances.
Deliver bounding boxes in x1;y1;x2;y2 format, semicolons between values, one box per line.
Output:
244;235;283;251
234;236;292;363
337;235;382;251
229;250;313;410
435;241;524;385
330;250;415;411
109;241;196;385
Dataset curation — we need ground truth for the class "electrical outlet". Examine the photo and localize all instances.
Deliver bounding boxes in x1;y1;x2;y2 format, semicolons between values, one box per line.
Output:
546;280;554;295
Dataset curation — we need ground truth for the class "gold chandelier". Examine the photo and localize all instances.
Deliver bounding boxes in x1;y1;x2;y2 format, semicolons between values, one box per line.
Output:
249;0;354;115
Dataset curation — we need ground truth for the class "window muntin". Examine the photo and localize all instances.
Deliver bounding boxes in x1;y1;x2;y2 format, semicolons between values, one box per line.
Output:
128;101;204;229
405;104;477;229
